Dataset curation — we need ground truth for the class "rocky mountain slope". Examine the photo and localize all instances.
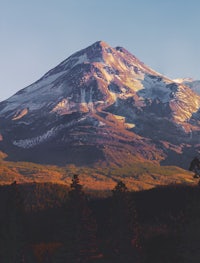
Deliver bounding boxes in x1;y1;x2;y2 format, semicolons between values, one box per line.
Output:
0;41;200;171
174;78;200;95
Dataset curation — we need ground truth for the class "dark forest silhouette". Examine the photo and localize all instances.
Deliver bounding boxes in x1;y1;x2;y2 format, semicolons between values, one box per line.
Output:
0;176;199;262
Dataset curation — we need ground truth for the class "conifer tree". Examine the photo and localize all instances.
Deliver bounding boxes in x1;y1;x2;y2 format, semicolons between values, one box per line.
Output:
189;157;200;177
111;181;131;257
55;174;97;263
110;180;140;262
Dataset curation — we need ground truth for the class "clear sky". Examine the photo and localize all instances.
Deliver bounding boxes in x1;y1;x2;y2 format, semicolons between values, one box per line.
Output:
1;0;200;100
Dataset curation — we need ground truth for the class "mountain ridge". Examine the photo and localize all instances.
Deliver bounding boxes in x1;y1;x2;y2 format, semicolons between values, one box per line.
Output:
0;41;200;177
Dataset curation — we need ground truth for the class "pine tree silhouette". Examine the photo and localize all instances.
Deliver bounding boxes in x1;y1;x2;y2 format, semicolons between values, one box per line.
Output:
189;157;200;177
110;180;140;262
55;174;97;263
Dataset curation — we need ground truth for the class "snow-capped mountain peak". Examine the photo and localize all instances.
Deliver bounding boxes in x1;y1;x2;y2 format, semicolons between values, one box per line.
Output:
1;41;200;169
0;41;174;117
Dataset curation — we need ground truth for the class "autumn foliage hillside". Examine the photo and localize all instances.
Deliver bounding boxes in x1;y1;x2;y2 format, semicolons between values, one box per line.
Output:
0;151;195;191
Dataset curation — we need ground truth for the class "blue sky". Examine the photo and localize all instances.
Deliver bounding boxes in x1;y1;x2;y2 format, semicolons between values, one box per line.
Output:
1;0;200;100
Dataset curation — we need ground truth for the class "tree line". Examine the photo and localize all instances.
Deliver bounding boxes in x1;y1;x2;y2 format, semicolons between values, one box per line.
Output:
0;176;199;262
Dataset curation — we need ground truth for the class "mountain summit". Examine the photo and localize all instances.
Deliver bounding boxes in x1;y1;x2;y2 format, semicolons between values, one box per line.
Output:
0;41;200;168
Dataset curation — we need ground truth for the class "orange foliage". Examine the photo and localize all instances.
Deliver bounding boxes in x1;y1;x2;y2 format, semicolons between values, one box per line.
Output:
32;242;62;262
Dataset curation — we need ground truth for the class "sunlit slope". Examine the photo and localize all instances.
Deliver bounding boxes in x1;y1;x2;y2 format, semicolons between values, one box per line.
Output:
0;153;195;191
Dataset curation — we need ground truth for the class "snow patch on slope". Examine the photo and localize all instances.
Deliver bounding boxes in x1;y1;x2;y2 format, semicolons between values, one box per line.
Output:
173;78;200;96
139;74;171;103
1;71;68;114
27;71;66;92
13;119;79;148
73;53;88;67
173;78;194;84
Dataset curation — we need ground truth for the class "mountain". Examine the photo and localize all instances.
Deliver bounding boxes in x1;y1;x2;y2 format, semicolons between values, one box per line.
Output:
0;41;200;175
174;78;200;95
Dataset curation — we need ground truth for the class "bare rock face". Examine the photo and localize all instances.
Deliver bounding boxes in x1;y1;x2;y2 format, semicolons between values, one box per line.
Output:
1;41;200;168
